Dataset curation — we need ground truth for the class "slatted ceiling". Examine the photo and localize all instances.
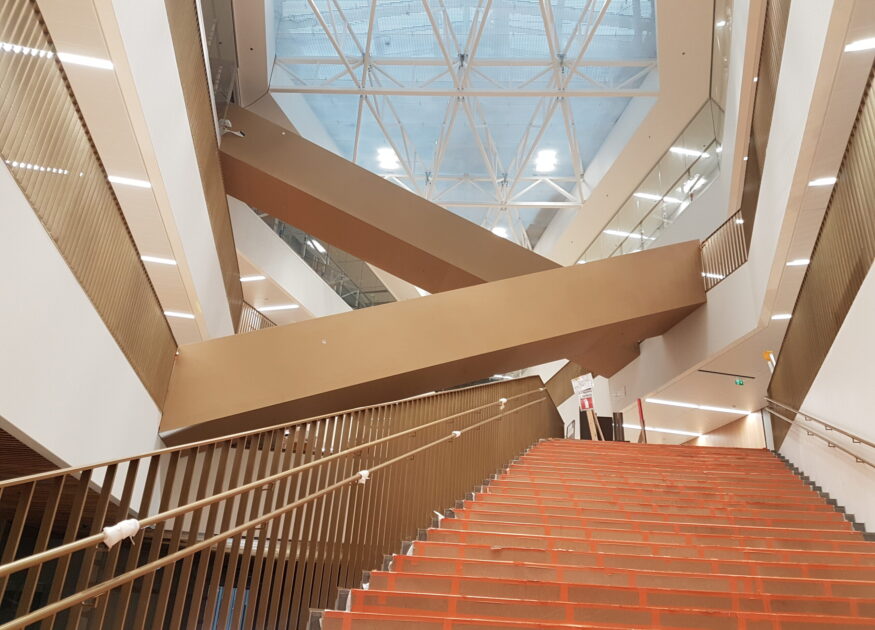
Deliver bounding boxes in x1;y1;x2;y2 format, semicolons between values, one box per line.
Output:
770;67;875;416
163;0;243;331
0;0;176;406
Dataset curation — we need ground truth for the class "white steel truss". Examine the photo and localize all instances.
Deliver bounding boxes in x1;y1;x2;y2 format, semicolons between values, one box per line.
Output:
273;0;657;248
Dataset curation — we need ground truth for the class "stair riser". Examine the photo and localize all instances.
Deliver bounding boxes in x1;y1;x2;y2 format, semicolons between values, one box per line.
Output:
515;458;793;475
390;556;875;598
491;478;818;496
425;528;875;562
352;580;875;628
473;492;837;513
469;497;843;520
460;502;848;528
447;513;859;539
408;541;875;580
505;467;806;485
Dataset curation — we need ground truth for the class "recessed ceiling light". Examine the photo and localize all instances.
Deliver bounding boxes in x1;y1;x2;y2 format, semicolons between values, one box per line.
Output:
845;37;875;52
164;311;195;319
4;160;69;174
377;147;400;170
645;398;749;415
307;239;327;254
753;76;759;83
808;176;837;187
491;226;509;238
534;149;557;173
108;175;151;188
786;259;810;266
743;156;749;161
716;20;727;27
623;424;702;437
670;147;710;159
141;255;177;265
735;217;744;224
603;229;656;240
259;304;300;312
771;313;792;320
633;192;682;203
57;52;113;70
240;275;266;282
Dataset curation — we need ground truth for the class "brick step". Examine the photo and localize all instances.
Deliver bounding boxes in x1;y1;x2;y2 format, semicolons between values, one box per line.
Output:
346;588;875;629
507;462;802;483
482;484;829;508
487;478;820;501
408;540;875;580
471;491;839;514
425;528;875;563
388;554;875;598
319;610;624;629
437;518;866;551
448;510;859;539
369;569;875;617
461;500;849;528
516;456;793;474
490;476;817;496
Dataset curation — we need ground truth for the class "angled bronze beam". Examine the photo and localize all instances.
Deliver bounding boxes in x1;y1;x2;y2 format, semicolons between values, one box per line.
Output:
160;242;704;443
219;105;558;294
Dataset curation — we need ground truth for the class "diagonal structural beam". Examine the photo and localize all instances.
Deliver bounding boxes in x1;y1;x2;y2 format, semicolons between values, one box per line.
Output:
220;105;558;293
160;242;705;443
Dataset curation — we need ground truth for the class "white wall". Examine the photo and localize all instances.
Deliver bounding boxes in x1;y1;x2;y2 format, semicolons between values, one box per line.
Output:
0;164;164;474
228;197;352;318
779;261;875;531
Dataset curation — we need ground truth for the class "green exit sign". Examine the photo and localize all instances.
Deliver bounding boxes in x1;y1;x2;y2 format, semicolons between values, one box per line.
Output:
735;378;744;386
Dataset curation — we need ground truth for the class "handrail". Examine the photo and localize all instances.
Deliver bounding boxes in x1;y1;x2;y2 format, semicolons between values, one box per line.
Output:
765;400;875;470
0;396;548;629
0;377;561;629
0;390;544;578
765;397;875;451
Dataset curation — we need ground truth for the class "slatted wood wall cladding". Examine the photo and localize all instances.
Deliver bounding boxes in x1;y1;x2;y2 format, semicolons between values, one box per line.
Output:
769;66;875;416
164;0;244;331
737;0;792;247
0;0;177;405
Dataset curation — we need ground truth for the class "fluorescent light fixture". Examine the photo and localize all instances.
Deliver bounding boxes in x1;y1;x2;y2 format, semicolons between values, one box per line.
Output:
240;275;266;282
534;149;557;173
808;176;837;187
670;146;710;159
603;229;655;241
377;147;399;169
57;52;113;70
701;272;725;280
633;192;682;204
786;258;810;267
645;398;749;415
576;259;586;264
716;20;727;27
259;304;300;312
492;374;514;380
164;311;195;319
108;175;151;188
771;313;792;320
141;255;177;266
491;226;509;238
845;37;875;52
623;424;702;437
307;239;327;254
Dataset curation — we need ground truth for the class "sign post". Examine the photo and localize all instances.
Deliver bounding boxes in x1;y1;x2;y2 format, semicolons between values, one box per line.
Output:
571;373;604;441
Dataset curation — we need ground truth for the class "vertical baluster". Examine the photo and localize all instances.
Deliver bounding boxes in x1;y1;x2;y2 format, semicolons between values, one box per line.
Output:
15;477;64;617
0;483;35;605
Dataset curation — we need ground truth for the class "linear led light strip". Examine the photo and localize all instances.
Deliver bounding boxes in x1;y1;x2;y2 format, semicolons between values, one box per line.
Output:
622;424;702;438
0;41;113;69
5;159;68;174
645;398;750;415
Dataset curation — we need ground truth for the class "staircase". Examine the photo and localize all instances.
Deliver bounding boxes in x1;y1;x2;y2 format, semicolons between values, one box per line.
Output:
316;440;875;629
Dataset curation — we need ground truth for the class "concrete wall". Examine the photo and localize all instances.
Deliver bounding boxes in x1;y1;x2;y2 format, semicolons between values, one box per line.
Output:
779;261;875;531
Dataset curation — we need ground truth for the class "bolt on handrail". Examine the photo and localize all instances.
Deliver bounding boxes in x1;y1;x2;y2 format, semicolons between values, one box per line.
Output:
765;398;875;469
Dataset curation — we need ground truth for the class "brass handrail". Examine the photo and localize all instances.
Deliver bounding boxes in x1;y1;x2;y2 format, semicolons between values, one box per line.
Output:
765;398;875;452
765;401;875;470
0;396;548;629
0;377;561;629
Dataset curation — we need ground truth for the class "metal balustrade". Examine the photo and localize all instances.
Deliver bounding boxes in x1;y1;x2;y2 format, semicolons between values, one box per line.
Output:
0;377;560;629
